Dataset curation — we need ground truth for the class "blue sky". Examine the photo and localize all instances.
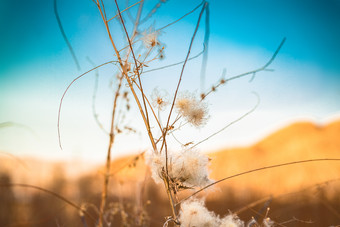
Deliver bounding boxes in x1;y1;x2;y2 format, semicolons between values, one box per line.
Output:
0;0;339;161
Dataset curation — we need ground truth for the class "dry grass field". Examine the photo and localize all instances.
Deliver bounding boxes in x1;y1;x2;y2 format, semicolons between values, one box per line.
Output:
1;119;339;226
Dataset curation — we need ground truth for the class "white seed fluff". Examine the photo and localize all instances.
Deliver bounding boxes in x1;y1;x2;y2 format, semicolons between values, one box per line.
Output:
220;214;245;227
262;218;274;227
179;199;219;227
147;149;213;188
179;199;244;227
147;152;165;185
176;92;208;127
140;26;161;48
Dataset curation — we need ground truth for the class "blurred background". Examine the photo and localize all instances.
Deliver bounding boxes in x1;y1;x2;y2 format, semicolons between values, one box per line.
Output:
0;0;340;226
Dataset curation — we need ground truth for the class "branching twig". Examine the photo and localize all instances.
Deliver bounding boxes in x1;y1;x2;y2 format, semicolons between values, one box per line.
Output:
201;38;286;100
107;0;143;22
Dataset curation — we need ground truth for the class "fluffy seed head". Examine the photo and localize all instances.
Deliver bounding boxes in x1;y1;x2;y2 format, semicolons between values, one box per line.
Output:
141;26;161;48
262;218;274;227
151;88;169;110
179;199;244;227
175;92;209;127
146;149;213;188
179;199;219;227
220;214;245;227
146;152;165;185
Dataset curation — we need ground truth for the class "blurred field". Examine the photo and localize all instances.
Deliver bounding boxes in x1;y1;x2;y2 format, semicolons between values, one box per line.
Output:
0;120;340;226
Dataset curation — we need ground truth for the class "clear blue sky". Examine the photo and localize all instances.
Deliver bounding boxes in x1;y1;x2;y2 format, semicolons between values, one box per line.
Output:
1;0;339;161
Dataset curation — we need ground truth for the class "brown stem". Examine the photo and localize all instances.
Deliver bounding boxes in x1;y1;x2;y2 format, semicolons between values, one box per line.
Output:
177;158;340;205
162;172;179;226
114;0;156;151
161;2;208;153
98;75;124;227
97;0;157;152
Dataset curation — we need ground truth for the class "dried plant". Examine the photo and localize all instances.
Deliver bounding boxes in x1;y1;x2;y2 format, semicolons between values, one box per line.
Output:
55;0;338;226
2;1;340;227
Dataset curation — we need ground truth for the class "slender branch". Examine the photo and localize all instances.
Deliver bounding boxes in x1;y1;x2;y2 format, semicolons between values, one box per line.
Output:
114;0;157;151
143;45;206;74
178;158;340;205
97;0;158;152
109;151;146;176
202;38;286;100
113;1;206;57
224;38;286;83
98;74;124;226
191;92;259;149
140;0;167;24
157;1;205;32
162;172;179;223
235;178;340;215
114;0;149;124
200;2;209;92
0;183;96;223
54;0;81;71
86;57;109;134
58;61;116;149
107;0;143;22
161;1;208;152
131;81;163;133
114;1;205;54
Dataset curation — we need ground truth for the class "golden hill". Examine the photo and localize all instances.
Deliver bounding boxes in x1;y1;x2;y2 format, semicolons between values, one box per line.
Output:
109;120;340;198
208;120;340;197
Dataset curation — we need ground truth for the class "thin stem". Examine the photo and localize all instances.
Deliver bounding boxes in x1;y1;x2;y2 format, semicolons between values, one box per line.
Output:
235;178;340;215
58;61;116;149
98;74;124;227
132;80;163;133
177;158;340;205
54;0;81;71
162;172;179;225
114;0;149;127
200;2;209;92
191;92;259;149
116;1;205;59
114;0;157;151
161;1;208;152
0;183;96;223
86;57;108;134
139;0;166;24
96;0;157;152
143;45;206;74
202;38;286;100
107;0;143;22
157;1;205;32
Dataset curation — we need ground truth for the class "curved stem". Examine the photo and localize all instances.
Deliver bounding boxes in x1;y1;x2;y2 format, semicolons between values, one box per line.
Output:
178;158;340;205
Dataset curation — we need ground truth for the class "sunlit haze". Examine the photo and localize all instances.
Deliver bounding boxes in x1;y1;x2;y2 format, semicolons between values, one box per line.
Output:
1;0;340;163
